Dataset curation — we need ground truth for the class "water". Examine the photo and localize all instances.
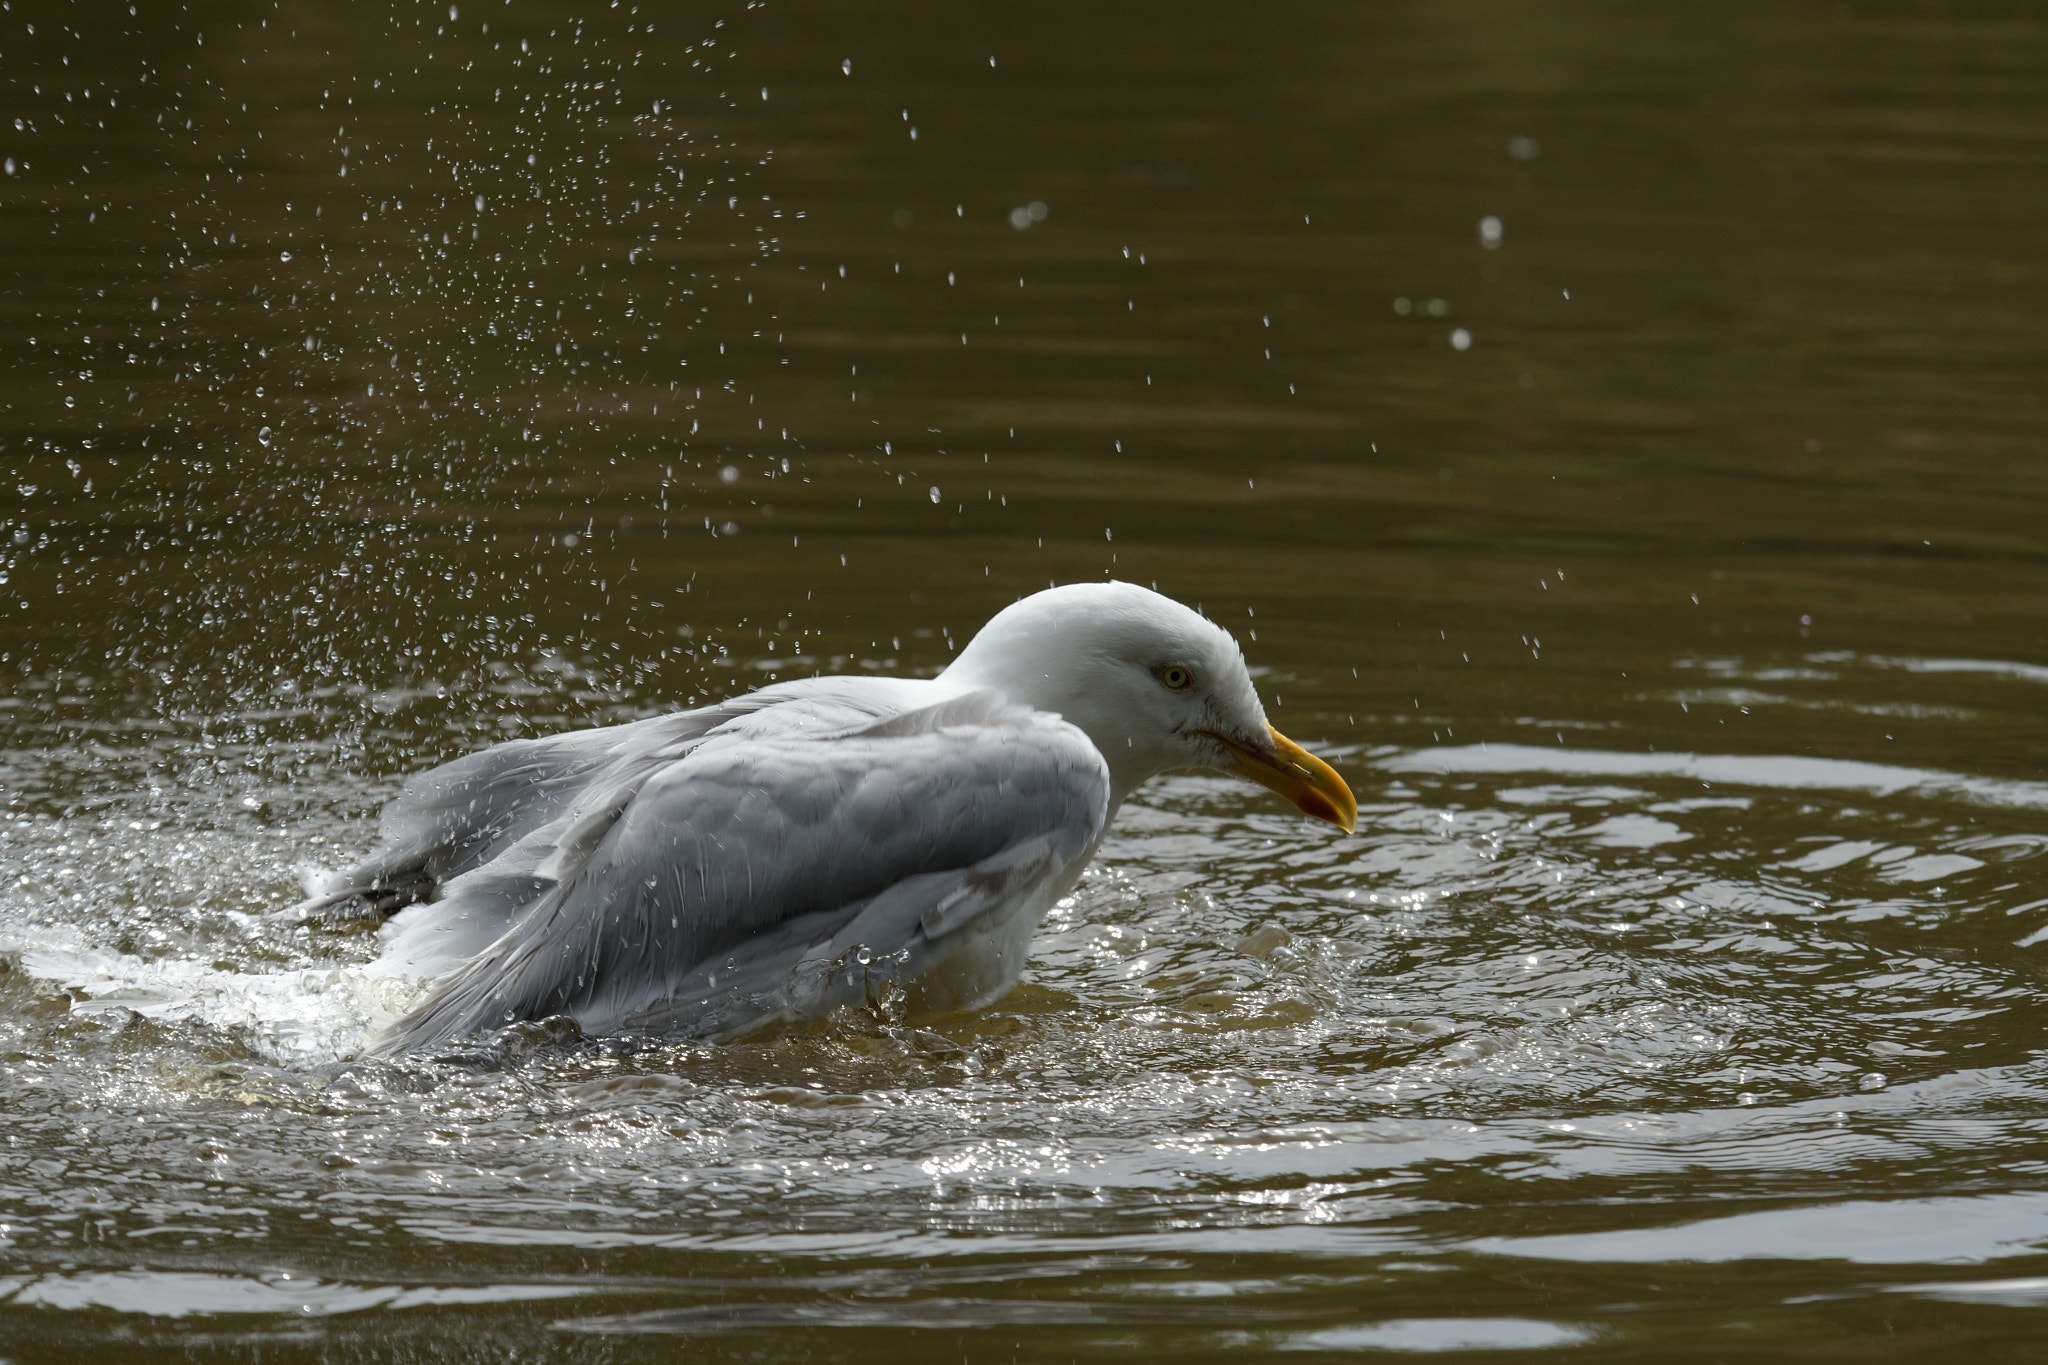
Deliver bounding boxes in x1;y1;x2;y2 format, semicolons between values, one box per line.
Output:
4;1;2048;1358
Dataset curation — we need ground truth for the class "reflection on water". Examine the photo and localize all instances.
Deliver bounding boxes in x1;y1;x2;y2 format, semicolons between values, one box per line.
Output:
1474;1192;2048;1266
4;0;2048;1359
1389;732;2048;810
1;1271;593;1319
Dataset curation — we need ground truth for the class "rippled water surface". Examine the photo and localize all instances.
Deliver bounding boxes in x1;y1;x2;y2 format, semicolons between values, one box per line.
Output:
5;1;2048;1359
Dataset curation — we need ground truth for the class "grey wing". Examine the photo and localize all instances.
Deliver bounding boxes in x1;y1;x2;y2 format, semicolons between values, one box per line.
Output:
363;698;1109;1057
294;678;926;928
291;709;721;926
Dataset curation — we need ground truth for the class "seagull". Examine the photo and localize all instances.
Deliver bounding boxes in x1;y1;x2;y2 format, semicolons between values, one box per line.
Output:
302;581;1356;1057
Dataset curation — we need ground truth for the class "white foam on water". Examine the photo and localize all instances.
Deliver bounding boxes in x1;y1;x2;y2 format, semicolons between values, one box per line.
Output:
9;936;427;1065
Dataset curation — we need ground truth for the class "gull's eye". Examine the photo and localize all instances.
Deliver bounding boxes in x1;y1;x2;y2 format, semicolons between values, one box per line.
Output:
1156;664;1195;692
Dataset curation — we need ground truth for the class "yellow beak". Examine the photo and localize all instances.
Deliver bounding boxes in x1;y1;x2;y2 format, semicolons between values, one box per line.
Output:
1209;726;1357;834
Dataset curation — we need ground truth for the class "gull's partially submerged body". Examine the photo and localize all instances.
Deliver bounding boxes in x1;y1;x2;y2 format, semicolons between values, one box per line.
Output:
302;582;1355;1057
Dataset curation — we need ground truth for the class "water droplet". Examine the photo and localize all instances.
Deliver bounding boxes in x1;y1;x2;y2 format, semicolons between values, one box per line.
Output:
929;486;941;503
1450;328;1472;351
720;465;740;484
1479;215;1503;248
257;426;273;446
278;250;291;262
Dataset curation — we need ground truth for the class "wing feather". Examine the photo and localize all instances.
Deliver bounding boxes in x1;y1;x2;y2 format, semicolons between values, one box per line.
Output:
293;677;933;926
364;693;1107;1055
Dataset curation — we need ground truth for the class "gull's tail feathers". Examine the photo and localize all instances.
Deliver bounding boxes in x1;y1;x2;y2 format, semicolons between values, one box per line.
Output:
289;706;746;934
276;855;436;932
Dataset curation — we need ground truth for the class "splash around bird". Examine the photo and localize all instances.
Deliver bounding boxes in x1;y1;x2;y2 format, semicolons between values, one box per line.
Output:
297;582;1356;1057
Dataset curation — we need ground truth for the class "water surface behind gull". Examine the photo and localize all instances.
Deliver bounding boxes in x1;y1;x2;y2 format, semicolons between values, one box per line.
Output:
3;1;2047;1359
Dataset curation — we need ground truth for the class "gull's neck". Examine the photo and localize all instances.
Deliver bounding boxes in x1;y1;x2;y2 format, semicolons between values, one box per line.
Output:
943;644;1154;807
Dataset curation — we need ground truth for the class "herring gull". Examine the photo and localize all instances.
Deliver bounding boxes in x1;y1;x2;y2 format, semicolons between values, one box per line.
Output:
300;581;1356;1056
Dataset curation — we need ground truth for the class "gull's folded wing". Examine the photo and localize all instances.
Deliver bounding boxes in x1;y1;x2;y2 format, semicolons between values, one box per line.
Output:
293;679;926;929
363;693;1109;1056
291;708;729;925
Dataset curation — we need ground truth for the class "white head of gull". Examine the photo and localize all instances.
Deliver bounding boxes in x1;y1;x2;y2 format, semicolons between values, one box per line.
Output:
308;581;1355;1058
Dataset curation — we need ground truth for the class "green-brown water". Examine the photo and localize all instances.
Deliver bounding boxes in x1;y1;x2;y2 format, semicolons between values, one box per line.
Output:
5;1;2048;1359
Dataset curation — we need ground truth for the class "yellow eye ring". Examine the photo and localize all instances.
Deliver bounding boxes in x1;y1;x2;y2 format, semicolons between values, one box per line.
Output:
1157;664;1195;691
